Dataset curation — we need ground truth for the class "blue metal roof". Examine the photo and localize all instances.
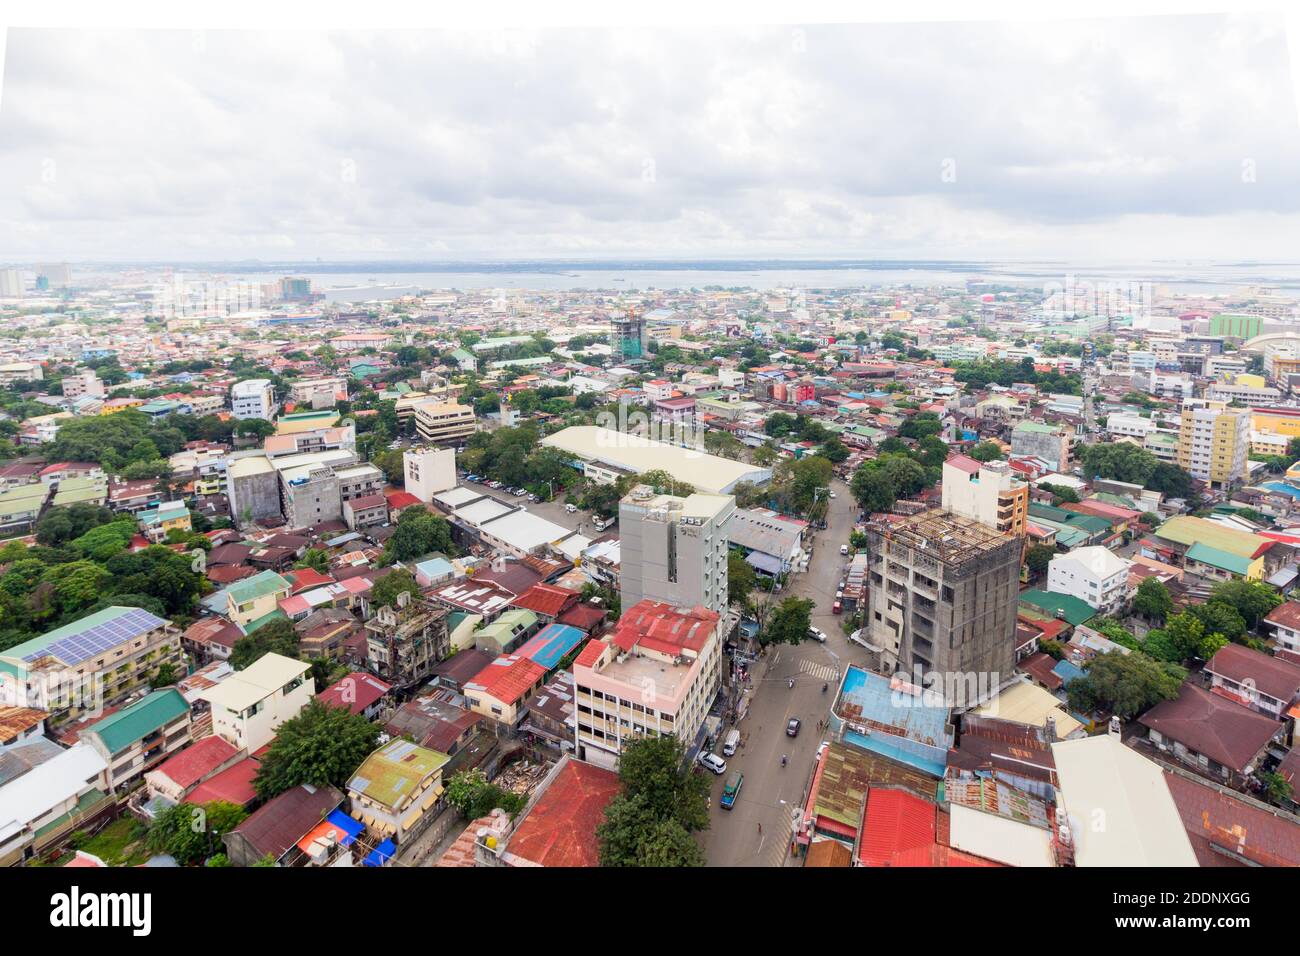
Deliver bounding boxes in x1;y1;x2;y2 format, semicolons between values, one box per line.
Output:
363;838;396;867
325;809;365;847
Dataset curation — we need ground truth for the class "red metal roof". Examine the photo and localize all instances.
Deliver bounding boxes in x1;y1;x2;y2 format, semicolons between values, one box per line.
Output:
510;582;580;618
857;787;936;867
318;672;393;715
184;755;261;808
609;600;719;656
151;735;240;790
505;759;622;867
465;654;547;706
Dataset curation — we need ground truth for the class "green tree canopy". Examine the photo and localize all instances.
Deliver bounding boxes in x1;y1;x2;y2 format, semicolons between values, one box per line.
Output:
253;699;380;800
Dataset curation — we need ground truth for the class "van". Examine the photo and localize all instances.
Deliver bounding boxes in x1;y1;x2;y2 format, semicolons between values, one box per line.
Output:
722;728;741;756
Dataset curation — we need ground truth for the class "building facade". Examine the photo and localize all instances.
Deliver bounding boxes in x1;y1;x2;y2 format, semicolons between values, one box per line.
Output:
618;485;734;617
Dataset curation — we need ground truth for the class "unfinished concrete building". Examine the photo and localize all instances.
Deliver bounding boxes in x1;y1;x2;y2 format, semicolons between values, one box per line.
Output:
864;510;1021;706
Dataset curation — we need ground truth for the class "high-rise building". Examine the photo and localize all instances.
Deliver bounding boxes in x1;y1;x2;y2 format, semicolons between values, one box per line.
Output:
230;378;277;420
941;456;1029;538
618;484;734;617
403;447;457;501
611;310;647;361
0;269;23;298
36;263;72;289
865;510;1021;704
1177;401;1249;490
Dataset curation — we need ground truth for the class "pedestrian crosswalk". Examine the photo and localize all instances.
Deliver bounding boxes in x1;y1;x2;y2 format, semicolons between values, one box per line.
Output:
798;659;841;684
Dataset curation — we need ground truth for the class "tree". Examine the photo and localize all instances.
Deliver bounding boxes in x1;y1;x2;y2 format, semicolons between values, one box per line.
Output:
1025;544;1055;579
597;735;708;867
253;699;380;799
35;503;115;547
234;418;275;440
1210;579;1282;630
295;548;331;574
150;661;178;688
1146;462;1195;499
727;551;756;608
229;617;299;670
850;467;896;515
1066;651;1186;719
1077;443;1158;486
146;801;248;866
1187;601;1246;642
444;769;526;819
384;506;454;562
1039;482;1080;505
762;596;814;646
1132;577;1173;621
371;568;421;608
969;441;1003;463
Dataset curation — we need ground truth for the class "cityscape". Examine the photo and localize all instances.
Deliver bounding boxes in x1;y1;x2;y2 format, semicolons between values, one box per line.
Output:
0;11;1298;909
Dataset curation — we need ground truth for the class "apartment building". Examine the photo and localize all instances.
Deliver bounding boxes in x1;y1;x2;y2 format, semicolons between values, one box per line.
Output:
0;606;181;726
403;446;457;501
618;484;734;618
1047;546;1130;615
573;600;722;769
287;376;348;409
61;370;105;399
864;510;1021;704
1177;402;1249;490
231;378;277;420
225;570;292;630
413;399;477;445
200;652;314;753
1009;421;1071;472
365;600;450;687
82;688;191;791
940;456;1029;538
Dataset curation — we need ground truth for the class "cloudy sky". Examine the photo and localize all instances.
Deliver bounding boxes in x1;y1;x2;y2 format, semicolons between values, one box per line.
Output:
1;16;1298;263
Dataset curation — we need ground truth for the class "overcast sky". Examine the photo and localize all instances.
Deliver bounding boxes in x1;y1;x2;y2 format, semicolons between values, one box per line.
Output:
1;16;1298;263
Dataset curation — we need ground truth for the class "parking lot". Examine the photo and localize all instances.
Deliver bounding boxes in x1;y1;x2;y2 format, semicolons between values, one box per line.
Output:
457;475;608;539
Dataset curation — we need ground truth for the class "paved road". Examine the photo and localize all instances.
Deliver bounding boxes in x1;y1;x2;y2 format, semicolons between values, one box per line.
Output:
701;478;871;866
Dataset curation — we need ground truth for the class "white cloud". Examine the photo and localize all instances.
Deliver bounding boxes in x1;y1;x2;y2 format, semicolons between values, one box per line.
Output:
0;16;1297;261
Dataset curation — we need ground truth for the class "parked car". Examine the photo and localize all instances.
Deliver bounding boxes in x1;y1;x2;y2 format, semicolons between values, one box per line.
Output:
565;503;578;514
807;626;827;643
720;771;743;810
786;718;801;737
698;752;727;775
840;544;849;555
832;600;843;614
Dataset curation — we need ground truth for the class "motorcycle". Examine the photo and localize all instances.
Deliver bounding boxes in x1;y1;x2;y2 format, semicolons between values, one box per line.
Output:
781;755;788;767
787;678;794;689
822;683;828;694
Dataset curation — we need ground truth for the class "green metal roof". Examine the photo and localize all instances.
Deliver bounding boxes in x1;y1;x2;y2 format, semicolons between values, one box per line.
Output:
1185;542;1252;575
86;688;188;754
227;570;291;605
1019;589;1097;627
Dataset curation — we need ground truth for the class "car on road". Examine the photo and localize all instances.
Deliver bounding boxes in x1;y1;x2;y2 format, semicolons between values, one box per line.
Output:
807;626;827;643
840;544;849;555
720;771;743;809
786;718;801;737
698;752;727;775
829;491;837;498
528;493;539;502
466;474;480;482
565;503;578;513
832;600;843;614
488;481;503;489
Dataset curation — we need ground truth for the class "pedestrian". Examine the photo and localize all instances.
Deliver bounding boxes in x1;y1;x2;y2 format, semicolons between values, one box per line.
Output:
757;822;762;835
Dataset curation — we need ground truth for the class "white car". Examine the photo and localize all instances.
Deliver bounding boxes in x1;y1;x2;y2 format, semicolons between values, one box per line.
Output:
807;626;827;644
565;503;578;514
698;752;727;775
840;544;850;556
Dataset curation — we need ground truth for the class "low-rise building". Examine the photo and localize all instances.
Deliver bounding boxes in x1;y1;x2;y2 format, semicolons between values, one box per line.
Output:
200;652;314;753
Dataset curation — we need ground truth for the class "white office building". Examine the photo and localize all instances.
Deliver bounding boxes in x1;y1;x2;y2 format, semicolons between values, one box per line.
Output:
618;484;735;617
231;378;277;421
